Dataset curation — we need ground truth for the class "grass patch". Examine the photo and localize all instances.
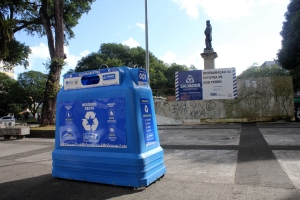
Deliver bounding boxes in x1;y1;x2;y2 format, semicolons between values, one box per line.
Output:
30;126;55;130
17;118;38;124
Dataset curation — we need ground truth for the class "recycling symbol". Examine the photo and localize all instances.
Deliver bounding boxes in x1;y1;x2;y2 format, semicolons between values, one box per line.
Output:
82;111;99;132
144;105;149;113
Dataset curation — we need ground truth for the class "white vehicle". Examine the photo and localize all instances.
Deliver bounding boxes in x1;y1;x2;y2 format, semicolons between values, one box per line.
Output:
0;116;15;127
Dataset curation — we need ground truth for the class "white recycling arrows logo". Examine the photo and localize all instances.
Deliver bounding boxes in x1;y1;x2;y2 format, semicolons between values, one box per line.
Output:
82;111;99;132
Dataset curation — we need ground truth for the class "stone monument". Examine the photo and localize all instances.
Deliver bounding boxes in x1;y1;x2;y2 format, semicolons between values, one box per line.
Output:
200;20;218;69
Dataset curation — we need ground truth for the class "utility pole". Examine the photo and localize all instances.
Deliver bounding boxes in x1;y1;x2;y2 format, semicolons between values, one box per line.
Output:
145;0;150;84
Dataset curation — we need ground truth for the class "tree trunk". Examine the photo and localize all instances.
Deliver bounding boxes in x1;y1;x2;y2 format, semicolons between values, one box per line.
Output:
40;0;65;126
41;64;61;125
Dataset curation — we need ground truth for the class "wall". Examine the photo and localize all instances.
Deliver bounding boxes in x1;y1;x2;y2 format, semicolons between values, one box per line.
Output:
154;77;295;123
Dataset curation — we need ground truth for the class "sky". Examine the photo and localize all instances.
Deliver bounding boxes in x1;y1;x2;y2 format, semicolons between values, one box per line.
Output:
13;0;290;83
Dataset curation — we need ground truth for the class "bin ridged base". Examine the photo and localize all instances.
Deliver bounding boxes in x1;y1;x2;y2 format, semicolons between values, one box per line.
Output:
52;147;166;188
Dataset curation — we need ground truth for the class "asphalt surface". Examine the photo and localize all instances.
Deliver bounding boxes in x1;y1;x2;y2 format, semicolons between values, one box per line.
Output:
0;122;300;200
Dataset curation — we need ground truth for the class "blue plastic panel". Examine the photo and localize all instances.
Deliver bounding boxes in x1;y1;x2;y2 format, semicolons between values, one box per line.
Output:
140;98;156;146
59;97;126;148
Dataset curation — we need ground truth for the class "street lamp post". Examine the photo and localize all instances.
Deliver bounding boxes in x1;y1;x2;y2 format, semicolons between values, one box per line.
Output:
145;0;149;84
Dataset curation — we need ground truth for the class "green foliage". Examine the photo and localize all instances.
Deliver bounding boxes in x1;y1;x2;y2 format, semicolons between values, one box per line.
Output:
75;43;161;71
75;52;123;72
15;70;47;117
0;12;14;60
0;72;21;116
277;0;300;91
189;65;198;71
43;58;67;71
1;0;95;40
164;63;189;89
73;43;191;97
2;38;31;68
0;11;31;68
237;64;289;79
1;0;95;125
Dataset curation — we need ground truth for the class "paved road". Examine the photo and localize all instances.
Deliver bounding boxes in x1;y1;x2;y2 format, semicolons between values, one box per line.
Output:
0;122;300;200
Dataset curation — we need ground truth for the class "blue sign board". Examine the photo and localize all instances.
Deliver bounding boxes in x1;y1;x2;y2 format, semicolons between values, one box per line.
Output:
175;68;237;100
140;98;156;146
103;74;115;80
59;97;126;148
138;69;148;86
175;70;203;101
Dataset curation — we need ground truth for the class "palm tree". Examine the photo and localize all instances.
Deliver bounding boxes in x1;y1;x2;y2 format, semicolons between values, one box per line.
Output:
0;13;14;60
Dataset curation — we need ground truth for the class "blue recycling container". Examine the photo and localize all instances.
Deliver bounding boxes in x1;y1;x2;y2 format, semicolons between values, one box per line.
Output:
52;67;166;188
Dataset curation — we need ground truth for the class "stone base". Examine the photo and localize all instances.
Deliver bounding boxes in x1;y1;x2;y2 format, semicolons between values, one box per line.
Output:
0;127;30;139
200;50;218;69
203;48;215;53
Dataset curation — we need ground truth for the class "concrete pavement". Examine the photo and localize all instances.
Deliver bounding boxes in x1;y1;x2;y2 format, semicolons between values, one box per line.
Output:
0;122;300;199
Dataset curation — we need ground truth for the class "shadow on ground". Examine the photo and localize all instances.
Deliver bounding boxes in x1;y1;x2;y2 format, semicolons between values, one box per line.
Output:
0;174;141;200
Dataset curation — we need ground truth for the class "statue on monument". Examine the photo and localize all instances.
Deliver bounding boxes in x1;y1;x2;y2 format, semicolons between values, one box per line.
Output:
200;19;217;69
204;20;212;50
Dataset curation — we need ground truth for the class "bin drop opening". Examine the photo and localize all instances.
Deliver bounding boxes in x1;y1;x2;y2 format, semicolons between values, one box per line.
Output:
81;74;100;85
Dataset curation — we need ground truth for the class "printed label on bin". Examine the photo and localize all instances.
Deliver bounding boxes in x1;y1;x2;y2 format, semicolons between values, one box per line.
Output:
59;97;127;148
138;69;148;86
64;70;120;90
140;98;156;146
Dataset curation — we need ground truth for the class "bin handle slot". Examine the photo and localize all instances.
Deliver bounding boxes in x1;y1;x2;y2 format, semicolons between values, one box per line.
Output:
81;74;100;85
99;64;109;70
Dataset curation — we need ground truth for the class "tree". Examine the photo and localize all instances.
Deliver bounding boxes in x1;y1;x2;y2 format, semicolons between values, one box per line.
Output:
277;0;300;91
75;43;161;71
0;13;14;60
1;0;95;125
0;72;18;116
0;11;31;70
75;52;123;72
73;43;192;97
3;38;31;69
189;65;197;71
98;43;132;66
14;71;47;118
237;63;289;79
164;63;189;88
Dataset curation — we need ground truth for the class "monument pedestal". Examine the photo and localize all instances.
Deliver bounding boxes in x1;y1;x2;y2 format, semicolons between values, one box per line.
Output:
200;49;218;69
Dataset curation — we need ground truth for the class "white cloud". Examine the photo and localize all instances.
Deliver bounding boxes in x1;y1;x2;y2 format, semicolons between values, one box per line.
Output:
258;0;289;6
30;43;50;60
14;43;50;79
80;50;90;57
213;43;249;75
172;0;287;20
200;0;254;20
172;0;202;19
14;42;90;82
214;40;280;76
160;51;177;64
160;51;203;69
122;38;140;48
63;47;90;75
136;23;145;30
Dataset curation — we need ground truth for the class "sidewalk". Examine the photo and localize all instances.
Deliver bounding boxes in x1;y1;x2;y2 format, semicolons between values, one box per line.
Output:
0;122;300;199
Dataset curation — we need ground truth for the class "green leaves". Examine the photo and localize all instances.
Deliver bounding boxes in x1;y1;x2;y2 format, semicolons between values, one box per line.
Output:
238;64;289;79
2;38;31;69
73;43;191;97
0;13;14;59
0;72;18;116
277;0;300;91
16;70;48;117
